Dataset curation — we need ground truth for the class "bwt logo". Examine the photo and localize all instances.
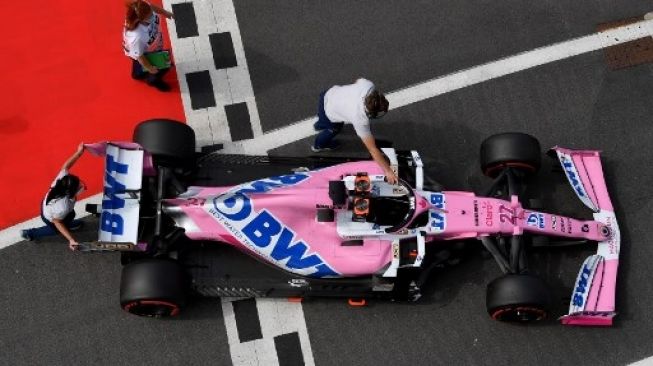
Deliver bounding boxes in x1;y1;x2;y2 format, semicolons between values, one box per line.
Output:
572;264;592;307
212;173;339;278
562;157;586;198
526;213;545;229
100;155;129;235
430;193;446;231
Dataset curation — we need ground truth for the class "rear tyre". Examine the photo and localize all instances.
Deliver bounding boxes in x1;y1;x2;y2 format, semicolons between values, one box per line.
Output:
133;119;196;166
486;274;550;323
120;259;187;317
480;133;541;178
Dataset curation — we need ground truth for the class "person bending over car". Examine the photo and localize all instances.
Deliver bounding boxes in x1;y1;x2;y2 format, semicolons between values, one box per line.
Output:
312;78;397;184
21;143;87;251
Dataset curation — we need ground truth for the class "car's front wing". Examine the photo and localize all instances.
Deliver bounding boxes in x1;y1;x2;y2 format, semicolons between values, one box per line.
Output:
553;147;620;326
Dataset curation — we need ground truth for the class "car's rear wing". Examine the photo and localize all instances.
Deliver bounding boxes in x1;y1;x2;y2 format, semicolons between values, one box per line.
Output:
552;147;620;326
84;142;151;250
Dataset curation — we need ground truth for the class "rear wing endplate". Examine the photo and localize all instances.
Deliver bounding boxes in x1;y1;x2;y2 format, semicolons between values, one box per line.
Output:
84;142;148;248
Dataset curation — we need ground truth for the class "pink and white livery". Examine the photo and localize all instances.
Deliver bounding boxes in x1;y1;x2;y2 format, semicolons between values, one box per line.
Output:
86;120;620;324
553;147;620;326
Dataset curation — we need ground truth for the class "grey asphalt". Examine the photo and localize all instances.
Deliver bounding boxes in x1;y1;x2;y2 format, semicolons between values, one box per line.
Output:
4;1;653;365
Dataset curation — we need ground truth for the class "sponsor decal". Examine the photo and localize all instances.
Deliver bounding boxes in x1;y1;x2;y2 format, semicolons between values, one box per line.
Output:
558;152;598;211
209;173;339;278
392;242;400;258
289;279;309;288
567;218;572;234
561;157;586;198
551;216;557;231
473;200;479;226
560;217;566;233
393;187;406;195
100;155;129;235
572;265;592;307
99;146;143;243
429;193;446;231
526;213;545;229
482;201;494;226
594;211;620;260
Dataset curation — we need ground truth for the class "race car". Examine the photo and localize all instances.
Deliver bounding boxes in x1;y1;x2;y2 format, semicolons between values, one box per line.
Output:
86;119;620;325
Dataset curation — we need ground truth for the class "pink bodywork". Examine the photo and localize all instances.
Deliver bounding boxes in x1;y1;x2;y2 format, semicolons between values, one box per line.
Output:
165;161;394;277
552;148;620;326
160;148;619;326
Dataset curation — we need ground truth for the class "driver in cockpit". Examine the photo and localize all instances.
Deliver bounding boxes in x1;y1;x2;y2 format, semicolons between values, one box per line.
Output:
351;173;411;226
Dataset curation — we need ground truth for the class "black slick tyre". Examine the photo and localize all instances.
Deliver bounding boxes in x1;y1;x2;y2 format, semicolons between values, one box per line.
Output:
120;259;187;318
480;132;541;178
486;274;550;323
133;119;196;166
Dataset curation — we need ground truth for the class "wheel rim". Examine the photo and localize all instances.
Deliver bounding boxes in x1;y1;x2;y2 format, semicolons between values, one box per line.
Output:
491;306;547;322
123;300;180;317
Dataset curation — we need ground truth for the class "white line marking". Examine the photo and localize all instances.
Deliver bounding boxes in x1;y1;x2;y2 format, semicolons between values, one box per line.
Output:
0;193;102;250
630;356;653;366
221;298;315;366
219;18;653;155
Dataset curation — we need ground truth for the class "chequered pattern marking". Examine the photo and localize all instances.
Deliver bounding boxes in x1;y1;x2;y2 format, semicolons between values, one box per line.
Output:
222;298;315;366
164;0;262;147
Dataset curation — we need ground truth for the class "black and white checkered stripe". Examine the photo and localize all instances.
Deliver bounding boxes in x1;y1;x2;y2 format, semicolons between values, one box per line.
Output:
163;2;314;364
163;0;262;147
222;298;314;366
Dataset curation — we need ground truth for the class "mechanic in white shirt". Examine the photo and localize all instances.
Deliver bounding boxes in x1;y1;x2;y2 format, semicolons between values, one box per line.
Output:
312;78;397;184
123;0;174;91
21;144;87;251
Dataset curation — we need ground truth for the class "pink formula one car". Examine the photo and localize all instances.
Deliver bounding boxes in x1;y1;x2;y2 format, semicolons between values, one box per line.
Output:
88;120;620;325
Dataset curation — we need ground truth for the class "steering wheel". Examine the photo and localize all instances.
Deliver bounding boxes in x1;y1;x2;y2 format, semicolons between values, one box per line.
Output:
384;178;416;233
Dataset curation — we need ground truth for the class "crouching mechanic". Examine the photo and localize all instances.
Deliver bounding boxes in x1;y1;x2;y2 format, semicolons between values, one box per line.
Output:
312;78;397;184
21;143;87;251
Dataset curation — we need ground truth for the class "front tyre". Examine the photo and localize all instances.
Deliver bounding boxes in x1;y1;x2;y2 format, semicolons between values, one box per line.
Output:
120;259;187;318
480;132;541;178
486;274;550;323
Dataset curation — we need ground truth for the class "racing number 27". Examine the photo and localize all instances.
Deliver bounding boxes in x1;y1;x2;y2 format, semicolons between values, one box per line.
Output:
498;205;516;224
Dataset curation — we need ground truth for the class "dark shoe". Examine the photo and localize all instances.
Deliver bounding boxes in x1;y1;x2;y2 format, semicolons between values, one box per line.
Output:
148;79;171;92
20;230;33;241
311;141;340;153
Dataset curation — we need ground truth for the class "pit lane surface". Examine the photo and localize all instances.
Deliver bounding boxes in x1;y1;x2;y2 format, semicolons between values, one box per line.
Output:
4;1;653;365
